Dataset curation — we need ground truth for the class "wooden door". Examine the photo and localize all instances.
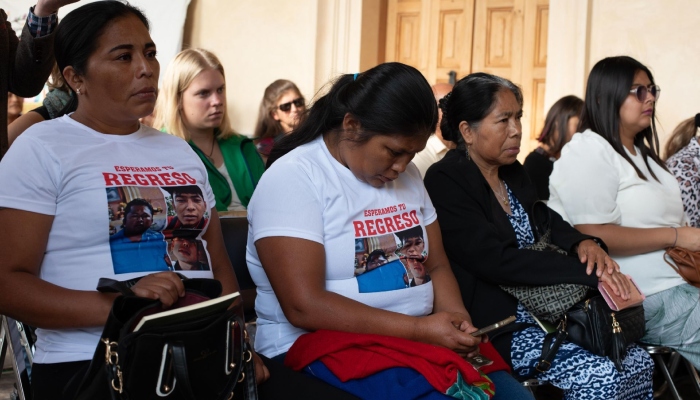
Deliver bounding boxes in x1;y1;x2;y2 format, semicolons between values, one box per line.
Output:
471;0;549;154
385;0;549;157
386;0;474;84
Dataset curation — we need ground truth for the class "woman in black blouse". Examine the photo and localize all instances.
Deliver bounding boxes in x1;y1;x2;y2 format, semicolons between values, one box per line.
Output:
522;95;582;200
424;72;653;399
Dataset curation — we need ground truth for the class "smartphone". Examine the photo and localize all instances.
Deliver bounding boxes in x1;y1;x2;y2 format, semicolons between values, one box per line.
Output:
471;315;516;337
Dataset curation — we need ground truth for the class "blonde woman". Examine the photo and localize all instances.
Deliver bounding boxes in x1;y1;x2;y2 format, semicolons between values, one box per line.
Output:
253;79;305;162
154;48;264;212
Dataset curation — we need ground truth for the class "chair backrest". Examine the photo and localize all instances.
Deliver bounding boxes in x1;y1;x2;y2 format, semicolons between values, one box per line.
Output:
219;216;256;320
1;316;34;400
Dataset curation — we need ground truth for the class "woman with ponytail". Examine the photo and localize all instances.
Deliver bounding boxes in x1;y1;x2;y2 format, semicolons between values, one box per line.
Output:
247;63;533;399
666;114;700;227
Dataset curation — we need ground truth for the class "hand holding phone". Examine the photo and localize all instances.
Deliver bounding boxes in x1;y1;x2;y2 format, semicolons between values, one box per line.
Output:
470;315;516;337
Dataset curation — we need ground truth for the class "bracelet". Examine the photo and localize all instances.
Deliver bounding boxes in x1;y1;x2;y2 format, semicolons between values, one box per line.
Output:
672;227;678;247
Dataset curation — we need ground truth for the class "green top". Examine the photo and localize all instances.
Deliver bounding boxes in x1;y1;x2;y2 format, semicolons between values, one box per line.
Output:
189;132;265;211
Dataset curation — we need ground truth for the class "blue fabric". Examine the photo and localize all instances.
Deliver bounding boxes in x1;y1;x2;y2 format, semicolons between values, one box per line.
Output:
302;361;530;400
304;360;452;400
487;371;534;400
511;304;653;399
109;229;170;274
503;183;535;248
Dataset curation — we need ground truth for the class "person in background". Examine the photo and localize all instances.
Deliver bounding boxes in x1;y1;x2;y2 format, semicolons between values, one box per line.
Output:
522;95;583;200
548;55;700;370
665;113;700;227
253;79;306;164
154;48;264;212
1;0;77;158
6;92;23;125
8;65;77;146
412;82;456;177
248;62;534;399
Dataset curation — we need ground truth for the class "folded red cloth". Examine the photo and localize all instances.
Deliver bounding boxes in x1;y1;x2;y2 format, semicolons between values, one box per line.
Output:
285;330;509;394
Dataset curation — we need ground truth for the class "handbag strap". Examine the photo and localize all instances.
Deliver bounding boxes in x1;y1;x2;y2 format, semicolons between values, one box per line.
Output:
170;342;198;399
97;273;189;296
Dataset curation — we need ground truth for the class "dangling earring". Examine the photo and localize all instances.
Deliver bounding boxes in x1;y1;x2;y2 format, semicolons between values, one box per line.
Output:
465;144;471;161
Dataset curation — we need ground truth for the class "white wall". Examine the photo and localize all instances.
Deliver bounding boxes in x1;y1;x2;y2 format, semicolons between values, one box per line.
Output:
546;0;700;146
184;0;364;136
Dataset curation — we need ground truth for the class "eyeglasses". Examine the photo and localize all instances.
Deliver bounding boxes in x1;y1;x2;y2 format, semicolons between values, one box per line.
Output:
278;98;305;112
629;84;660;102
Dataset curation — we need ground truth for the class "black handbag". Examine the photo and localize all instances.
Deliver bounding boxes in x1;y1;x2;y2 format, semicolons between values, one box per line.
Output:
536;295;645;373
74;277;257;400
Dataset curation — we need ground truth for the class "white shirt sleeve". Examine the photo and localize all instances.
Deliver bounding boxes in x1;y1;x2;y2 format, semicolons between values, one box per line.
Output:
0;134;61;215
248;161;324;245
548;132;622;226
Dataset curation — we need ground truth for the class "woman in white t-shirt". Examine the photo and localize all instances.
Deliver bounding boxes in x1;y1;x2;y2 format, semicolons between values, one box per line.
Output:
247;62;534;399
0;3;268;399
548;55;700;369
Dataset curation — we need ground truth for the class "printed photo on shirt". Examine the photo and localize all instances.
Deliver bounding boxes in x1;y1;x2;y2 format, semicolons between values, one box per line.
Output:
107;187;170;274
162;185;210;238
354;221;430;293
167;230;210;271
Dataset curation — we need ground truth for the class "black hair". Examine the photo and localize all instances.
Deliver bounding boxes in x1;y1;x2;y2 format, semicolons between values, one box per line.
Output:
395;225;424;243
579;56;665;180
122;198;154;225
439;72;523;151
168;185;203;198
267;62;437;166
54;1;150;81
538;95;583;155
367;249;387;262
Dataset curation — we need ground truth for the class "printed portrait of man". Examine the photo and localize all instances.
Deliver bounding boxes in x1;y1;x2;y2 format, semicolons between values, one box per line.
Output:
109;198;170;274
164;185;208;230
169;231;210;271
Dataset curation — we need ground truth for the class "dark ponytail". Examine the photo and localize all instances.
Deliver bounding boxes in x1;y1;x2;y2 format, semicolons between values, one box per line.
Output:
439;72;522;151
267;62;437;166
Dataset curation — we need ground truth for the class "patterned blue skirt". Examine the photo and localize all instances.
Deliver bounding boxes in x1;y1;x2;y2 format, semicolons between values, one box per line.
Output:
510;304;654;399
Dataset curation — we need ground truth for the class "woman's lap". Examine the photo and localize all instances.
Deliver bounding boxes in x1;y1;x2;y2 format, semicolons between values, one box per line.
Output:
511;304;653;400
642;283;700;369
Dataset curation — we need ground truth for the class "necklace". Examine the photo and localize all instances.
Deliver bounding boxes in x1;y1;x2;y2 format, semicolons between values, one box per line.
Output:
495;179;509;206
202;135;216;163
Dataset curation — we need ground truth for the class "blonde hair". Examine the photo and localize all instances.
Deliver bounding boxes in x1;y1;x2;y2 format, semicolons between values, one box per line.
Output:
665;115;700;160
154;48;234;141
253;79;303;139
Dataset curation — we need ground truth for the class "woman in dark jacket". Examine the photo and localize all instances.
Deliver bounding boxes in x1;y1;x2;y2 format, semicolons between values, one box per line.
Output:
424;72;653;399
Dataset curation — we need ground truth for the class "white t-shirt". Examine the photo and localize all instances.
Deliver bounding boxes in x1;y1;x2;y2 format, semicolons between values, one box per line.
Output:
216;162;246;211
0;115;216;364
246;136;437;357
412;135;449;178
548;130;686;296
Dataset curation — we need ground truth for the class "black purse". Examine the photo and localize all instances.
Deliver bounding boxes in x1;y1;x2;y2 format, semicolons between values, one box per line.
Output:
500;201;590;324
74;277;257;400
498;201;645;373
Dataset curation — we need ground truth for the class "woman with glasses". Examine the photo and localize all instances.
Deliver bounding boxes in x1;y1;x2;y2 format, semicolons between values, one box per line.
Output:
253;79;306;163
548;56;700;370
154;48;264;212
